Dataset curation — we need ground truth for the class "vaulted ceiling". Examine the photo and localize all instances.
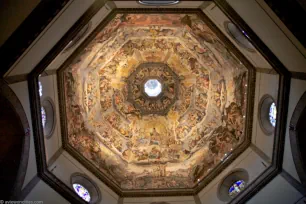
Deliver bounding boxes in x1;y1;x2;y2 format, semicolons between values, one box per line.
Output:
59;13;252;193
2;0;303;202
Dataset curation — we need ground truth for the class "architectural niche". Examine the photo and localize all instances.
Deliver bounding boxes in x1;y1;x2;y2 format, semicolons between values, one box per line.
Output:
0;80;30;200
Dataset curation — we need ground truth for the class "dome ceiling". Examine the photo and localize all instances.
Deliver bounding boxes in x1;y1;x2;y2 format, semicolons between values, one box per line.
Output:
60;13;251;193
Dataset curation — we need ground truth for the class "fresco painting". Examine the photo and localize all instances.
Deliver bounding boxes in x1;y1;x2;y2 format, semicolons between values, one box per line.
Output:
63;14;248;190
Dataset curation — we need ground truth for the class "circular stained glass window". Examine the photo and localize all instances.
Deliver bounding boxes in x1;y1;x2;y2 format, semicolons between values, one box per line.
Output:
144;79;162;97
138;0;180;5
269;102;277;127
39;81;43;97
41;107;47;128
259;95;276;135
73;183;91;202
225;21;255;52
228;180;246;198
64;22;91;52
41;98;56;138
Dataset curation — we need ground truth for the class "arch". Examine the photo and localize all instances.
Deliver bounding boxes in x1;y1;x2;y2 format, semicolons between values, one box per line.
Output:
0;80;30;199
289;91;306;186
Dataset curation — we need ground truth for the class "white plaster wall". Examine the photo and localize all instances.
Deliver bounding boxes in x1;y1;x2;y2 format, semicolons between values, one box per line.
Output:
226;0;306;73
40;74;62;163
255;0;306;58
9;81;37;189
25;180;69;204
283;79;306;182
49;151;119;204
251;72;279;159
202;2;272;69
123;196;196;204
5;0;95;77
45;4;112;71
198;148;268;204
246;175;303;204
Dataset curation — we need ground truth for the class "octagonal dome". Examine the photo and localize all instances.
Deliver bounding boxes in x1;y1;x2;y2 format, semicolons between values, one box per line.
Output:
59;13;252;194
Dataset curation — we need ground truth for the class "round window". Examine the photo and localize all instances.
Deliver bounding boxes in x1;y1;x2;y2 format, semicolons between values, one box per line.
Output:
224;21;255;52
218;169;249;202
269;102;277;127
144;79;162;97
258;95;277;135
41;98;56;138
138;1;180;6
70;173;101;204
73;183;91;202
228;180;246;198
41;107;47;128
64;22;91;52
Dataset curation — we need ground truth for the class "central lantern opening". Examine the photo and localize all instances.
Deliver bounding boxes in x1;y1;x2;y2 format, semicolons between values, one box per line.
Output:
144;79;162;97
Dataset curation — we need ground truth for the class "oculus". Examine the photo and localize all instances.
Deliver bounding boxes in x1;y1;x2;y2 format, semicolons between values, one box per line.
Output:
41;98;56;138
218;169;249;202
138;1;180;6
41;107;46;128
269;102;277;127
70;173;101;204
64;22;91;52
258;95;276;135
228;180;246;197
127;62;179;115
73;183;91;202
224;21;255;52
144;79;162;97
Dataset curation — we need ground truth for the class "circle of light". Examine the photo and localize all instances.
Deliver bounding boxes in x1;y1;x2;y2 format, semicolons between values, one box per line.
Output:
269;102;277;127
41;107;47;128
144;79;162;97
228;180;246;198
73;183;91;202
